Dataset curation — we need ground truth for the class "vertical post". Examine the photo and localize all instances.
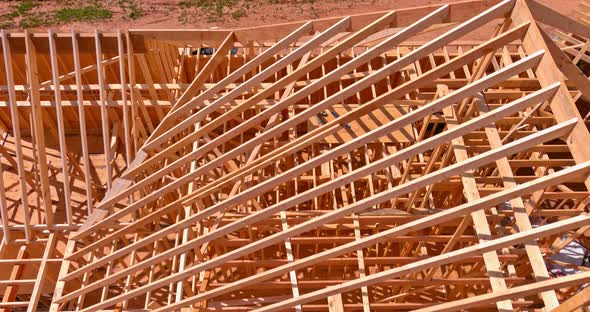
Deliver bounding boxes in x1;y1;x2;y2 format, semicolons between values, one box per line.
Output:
118;30;132;166
126;31;139;155
24;30;54;227
1;30;31;241
0;158;10;243
48;30;73;224
95;30;113;190
72;30;94;215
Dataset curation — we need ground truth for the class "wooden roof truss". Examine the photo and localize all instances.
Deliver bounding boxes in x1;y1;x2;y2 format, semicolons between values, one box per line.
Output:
1;0;590;311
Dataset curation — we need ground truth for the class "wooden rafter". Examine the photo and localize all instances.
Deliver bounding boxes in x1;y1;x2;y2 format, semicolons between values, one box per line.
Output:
0;0;589;311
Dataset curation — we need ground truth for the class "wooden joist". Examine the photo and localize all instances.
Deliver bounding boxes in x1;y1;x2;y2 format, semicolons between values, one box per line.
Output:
0;0;590;311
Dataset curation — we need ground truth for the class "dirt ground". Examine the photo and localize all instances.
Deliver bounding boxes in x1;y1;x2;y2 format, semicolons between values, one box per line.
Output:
0;0;583;32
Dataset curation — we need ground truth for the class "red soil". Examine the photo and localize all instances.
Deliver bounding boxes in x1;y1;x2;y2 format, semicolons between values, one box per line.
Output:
0;0;582;32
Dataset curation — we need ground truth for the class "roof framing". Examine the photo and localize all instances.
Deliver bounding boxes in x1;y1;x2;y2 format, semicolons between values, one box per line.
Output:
0;0;590;311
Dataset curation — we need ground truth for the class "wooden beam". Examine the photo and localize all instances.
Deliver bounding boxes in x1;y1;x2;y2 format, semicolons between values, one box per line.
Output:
64;25;535;275
475;93;559;306
83;1;517;233
512;0;590;192
48;30;73;224
57;93;573;308
72;30;94;215
162;159;590;312
142;17;352;152
416;271;590;312
253;214;590;311
0;156;11;243
443;102;513;311
1;245;27;312
95;30;113;190
550;284;590;312
24;30;54;227
166;32;235;117
525;0;590;38
327;293;344;312
27;233;56;312
63;47;547;278
0;30;31;242
117;30;132;165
